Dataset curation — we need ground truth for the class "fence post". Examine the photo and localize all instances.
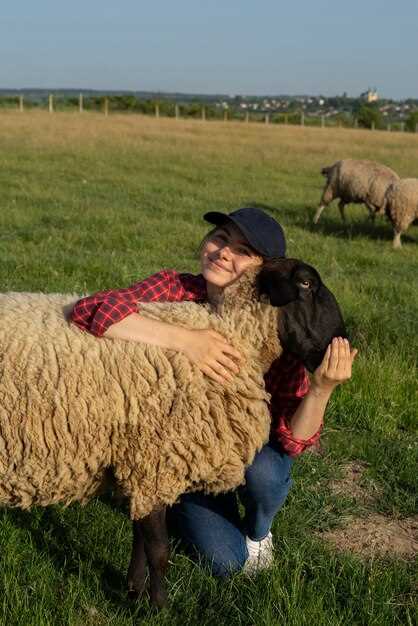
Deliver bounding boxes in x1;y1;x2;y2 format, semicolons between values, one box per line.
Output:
175;104;179;120
321;115;325;128
354;118;358;129
19;95;24;112
245;111;249;123
371;121;375;131
223;109;228;122
300;112;304;126
79;93;83;113
201;106;206;121
48;94;54;113
265;113;270;124
284;113;288;125
104;97;109;116
400;122;404;132
155;103;160;118
387;123;391;132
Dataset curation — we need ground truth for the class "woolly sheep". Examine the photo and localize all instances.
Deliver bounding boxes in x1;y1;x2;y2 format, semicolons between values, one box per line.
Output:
313;159;399;224
0;258;346;606
383;178;418;248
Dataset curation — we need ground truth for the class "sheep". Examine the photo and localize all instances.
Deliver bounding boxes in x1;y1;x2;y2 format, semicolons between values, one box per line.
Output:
383;178;418;248
313;159;399;224
0;258;346;607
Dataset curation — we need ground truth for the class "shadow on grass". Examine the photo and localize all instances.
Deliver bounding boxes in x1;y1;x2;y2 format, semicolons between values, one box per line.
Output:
308;218;392;241
266;203;418;245
311;219;417;246
0;504;143;615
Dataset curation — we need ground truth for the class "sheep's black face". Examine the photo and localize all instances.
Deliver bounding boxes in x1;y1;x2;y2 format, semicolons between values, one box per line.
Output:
257;258;347;372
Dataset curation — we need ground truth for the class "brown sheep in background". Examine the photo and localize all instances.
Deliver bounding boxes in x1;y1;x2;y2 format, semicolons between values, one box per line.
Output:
313;159;399;224
384;178;418;248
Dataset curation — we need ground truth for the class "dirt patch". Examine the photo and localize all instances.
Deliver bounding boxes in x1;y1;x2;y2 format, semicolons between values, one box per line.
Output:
319;514;418;559
320;462;417;559
327;461;381;506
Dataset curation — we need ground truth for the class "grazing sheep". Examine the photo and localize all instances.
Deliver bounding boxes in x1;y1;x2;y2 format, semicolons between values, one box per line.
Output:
383;178;418;248
313;159;399;224
0;259;346;606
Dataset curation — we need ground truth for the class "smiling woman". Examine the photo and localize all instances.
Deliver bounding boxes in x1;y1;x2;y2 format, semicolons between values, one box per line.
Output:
201;224;262;286
70;205;356;579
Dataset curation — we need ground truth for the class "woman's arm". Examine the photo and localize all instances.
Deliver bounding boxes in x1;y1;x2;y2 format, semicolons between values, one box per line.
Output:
104;313;242;385
289;337;358;439
70;270;179;336
71;269;241;384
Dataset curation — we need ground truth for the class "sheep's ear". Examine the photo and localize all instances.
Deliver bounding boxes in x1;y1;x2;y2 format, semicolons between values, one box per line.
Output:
257;268;298;306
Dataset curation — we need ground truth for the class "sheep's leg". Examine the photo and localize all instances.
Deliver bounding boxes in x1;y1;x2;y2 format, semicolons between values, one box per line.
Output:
141;508;169;609
313;204;325;224
313;186;334;224
365;203;377;222
338;200;347;222
393;229;402;249
127;520;147;599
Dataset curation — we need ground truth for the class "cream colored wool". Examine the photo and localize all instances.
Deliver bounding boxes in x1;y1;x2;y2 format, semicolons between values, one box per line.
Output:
0;270;281;519
316;159;399;222
384;178;418;248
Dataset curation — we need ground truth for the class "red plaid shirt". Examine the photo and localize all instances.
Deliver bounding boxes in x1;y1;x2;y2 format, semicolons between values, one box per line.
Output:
71;270;320;456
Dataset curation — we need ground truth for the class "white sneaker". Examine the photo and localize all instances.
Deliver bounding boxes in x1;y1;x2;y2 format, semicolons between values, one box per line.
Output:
242;531;274;574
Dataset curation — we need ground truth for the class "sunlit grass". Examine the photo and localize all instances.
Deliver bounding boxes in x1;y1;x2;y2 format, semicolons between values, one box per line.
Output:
0;111;416;625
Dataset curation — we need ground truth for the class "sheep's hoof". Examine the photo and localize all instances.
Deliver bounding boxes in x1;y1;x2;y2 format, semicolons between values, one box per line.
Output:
127;580;147;601
127;589;141;601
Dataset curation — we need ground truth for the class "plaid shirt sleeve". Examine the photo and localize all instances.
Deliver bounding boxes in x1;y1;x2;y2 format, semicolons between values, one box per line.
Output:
70;270;206;337
265;352;321;456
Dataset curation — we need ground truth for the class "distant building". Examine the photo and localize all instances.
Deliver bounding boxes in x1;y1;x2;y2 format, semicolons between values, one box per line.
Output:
361;88;379;103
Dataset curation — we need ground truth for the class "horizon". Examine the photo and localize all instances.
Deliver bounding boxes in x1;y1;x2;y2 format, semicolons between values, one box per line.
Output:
0;87;415;102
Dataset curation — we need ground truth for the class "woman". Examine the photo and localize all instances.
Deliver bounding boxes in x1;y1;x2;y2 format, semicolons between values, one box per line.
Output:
71;206;357;576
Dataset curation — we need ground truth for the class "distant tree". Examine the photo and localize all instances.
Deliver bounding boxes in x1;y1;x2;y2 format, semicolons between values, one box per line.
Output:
356;105;383;129
405;110;418;132
334;112;353;127
183;103;202;118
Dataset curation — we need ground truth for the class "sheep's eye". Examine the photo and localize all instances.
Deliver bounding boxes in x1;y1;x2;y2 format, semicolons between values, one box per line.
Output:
299;280;311;289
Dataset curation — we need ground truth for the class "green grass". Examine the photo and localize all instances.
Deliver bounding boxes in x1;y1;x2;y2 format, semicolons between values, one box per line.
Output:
0;111;417;625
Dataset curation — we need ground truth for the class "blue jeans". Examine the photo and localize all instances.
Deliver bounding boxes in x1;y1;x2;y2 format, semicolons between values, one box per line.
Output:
168;441;293;577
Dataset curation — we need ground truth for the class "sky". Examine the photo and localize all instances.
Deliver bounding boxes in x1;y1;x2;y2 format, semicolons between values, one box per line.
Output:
1;1;417;99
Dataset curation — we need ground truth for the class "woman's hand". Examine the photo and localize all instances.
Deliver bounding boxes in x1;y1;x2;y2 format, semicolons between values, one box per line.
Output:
181;328;242;385
289;337;358;440
311;337;358;395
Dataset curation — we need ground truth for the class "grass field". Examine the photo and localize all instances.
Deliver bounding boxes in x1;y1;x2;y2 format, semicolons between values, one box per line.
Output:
0;111;417;626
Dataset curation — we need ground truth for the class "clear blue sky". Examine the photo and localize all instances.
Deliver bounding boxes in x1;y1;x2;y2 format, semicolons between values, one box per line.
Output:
1;1;417;99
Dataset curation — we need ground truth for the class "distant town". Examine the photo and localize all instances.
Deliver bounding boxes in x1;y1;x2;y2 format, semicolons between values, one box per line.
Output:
220;89;416;123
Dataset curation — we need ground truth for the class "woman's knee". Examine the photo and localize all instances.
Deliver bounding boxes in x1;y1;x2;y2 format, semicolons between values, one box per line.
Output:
168;492;247;577
204;542;247;577
245;443;293;494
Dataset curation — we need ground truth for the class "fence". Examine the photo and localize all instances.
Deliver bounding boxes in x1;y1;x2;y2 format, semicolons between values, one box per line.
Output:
0;94;416;133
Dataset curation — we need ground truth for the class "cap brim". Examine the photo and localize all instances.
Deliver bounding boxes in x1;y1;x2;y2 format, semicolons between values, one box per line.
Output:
203;212;230;226
204;212;266;256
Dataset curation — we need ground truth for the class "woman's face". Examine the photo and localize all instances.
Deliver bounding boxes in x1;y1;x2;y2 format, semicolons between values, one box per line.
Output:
200;223;263;288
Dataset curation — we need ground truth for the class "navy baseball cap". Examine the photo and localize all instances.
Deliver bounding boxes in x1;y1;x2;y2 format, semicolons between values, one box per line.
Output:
204;207;286;258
